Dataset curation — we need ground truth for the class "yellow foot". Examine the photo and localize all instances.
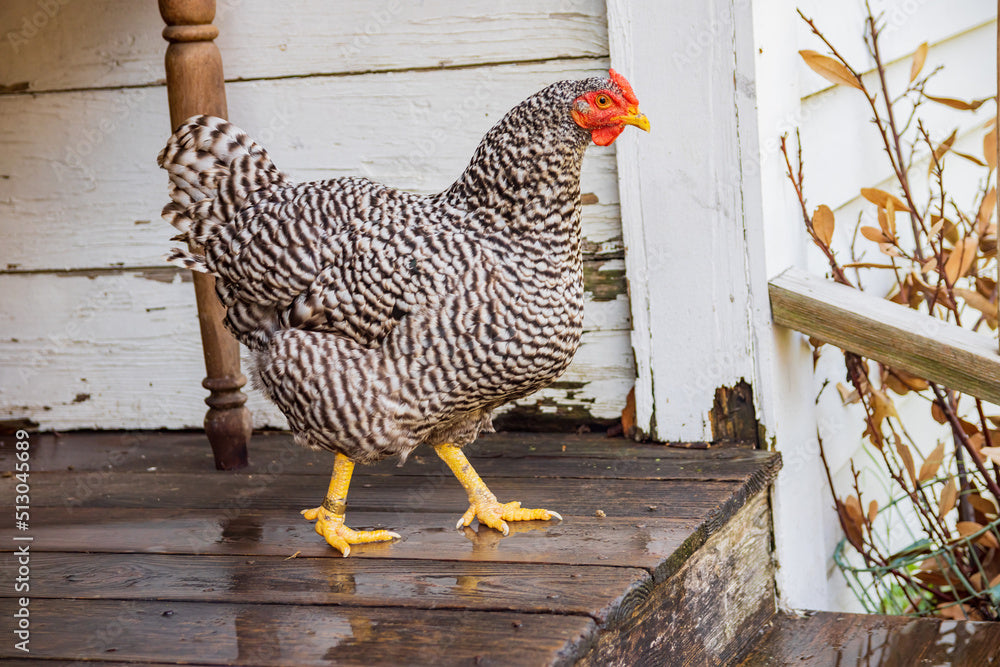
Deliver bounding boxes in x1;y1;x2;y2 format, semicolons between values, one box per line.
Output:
300;506;400;557
457;497;562;536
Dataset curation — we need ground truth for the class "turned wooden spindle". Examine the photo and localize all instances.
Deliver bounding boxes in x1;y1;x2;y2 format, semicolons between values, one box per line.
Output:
160;0;252;470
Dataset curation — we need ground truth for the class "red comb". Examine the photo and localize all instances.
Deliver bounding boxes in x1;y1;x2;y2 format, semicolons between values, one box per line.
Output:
609;68;639;105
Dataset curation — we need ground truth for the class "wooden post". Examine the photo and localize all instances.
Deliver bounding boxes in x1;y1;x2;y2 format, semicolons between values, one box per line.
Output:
160;0;252;470
605;0;771;442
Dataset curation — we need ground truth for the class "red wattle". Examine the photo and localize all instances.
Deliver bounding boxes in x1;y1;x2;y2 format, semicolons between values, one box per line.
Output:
591;125;625;146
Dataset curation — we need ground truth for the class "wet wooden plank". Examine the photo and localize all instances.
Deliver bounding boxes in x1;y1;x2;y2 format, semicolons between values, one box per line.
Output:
737;611;1000;666
0;598;597;666
0;507;697;570
5;471;745;518
0;431;776;472
1;552;647;624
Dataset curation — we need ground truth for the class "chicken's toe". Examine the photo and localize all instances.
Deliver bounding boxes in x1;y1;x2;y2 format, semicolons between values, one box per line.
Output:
301;506;400;557
458;498;561;536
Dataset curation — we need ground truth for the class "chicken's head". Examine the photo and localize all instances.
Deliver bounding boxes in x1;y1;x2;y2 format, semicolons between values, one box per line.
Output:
571;69;650;146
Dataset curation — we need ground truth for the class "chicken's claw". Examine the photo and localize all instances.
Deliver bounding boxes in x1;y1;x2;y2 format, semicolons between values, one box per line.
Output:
301;505;400;557
456;497;562;536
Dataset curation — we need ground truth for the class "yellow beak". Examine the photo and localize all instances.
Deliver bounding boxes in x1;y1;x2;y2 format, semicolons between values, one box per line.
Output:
614;106;650;132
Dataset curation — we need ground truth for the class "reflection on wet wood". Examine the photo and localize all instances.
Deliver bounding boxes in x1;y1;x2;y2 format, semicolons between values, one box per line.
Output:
0;431;780;664
737;610;1000;666
10;553;647;623
0;507;699;569
12;472;748;519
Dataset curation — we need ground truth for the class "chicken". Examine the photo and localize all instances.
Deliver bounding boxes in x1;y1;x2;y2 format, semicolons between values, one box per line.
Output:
158;70;648;555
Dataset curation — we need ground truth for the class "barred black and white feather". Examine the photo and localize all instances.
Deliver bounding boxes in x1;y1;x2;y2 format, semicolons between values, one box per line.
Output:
158;76;620;463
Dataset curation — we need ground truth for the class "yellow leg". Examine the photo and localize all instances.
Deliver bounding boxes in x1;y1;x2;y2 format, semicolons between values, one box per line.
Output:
434;443;562;536
301;453;400;556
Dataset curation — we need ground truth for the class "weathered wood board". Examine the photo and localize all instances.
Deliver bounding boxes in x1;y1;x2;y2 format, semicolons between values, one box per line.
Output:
0;61;621;272
580;493;774;666
0;598;599;666
0;0;609;93
737;610;1000;666
0;431;780;665
0;270;631;429
769;268;1000;406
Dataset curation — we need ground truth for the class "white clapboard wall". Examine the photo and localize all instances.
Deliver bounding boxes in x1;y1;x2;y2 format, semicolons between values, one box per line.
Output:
0;0;634;430
753;0;996;612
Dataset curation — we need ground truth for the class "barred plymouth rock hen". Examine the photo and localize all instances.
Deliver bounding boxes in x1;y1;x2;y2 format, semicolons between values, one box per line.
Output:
158;70;648;556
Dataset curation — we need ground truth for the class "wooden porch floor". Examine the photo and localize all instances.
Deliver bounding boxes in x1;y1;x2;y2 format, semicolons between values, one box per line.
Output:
1;431;779;665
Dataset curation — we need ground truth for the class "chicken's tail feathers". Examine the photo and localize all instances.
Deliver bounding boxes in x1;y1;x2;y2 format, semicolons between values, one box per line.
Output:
158;115;289;245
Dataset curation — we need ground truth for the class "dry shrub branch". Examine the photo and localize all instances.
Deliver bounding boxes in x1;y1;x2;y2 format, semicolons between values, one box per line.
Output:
790;3;1000;620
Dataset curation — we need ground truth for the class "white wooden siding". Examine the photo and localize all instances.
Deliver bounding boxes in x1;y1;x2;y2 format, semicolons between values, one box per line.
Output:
0;1;634;430
754;0;996;612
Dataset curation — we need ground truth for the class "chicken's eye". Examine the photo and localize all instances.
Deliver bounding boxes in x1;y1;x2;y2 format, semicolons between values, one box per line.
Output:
595;94;612;109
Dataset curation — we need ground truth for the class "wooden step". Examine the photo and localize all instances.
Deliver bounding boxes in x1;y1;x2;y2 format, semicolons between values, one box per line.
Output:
0;431;780;665
736;610;1000;666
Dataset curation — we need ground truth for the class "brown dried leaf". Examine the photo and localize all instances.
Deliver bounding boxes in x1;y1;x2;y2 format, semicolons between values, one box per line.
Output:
954;287;998;322
931;401;948;424
929;215;946;238
878;242;901;257
954;150;986;167
985;126;997;170
959;418;979;437
867;499;878;527
918;441;945;483
957;522;1000;549
921;257;938;274
977;187;996;233
871;389;898;427
925;94;990;111
799;50;863;90
812;204;835;247
937;603;983;621
943;236;978;284
916;569;951;587
836;500;865;552
877;208;890;236
861;187;910;212
919;555;947;573
943;218;960;245
836;382;860;405
979;530;1000;550
896;437;917;486
844;494;867;538
980;446;1000;465
842;262;896;269
929;129;958;174
909;42;928;83
939;476;957;519
861;226;891;243
969;493;999;518
893;368;929;392
883;372;909;396
957;521;986;538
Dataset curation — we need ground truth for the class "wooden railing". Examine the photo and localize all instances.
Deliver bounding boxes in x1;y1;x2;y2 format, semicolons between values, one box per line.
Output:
769;268;1000;405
